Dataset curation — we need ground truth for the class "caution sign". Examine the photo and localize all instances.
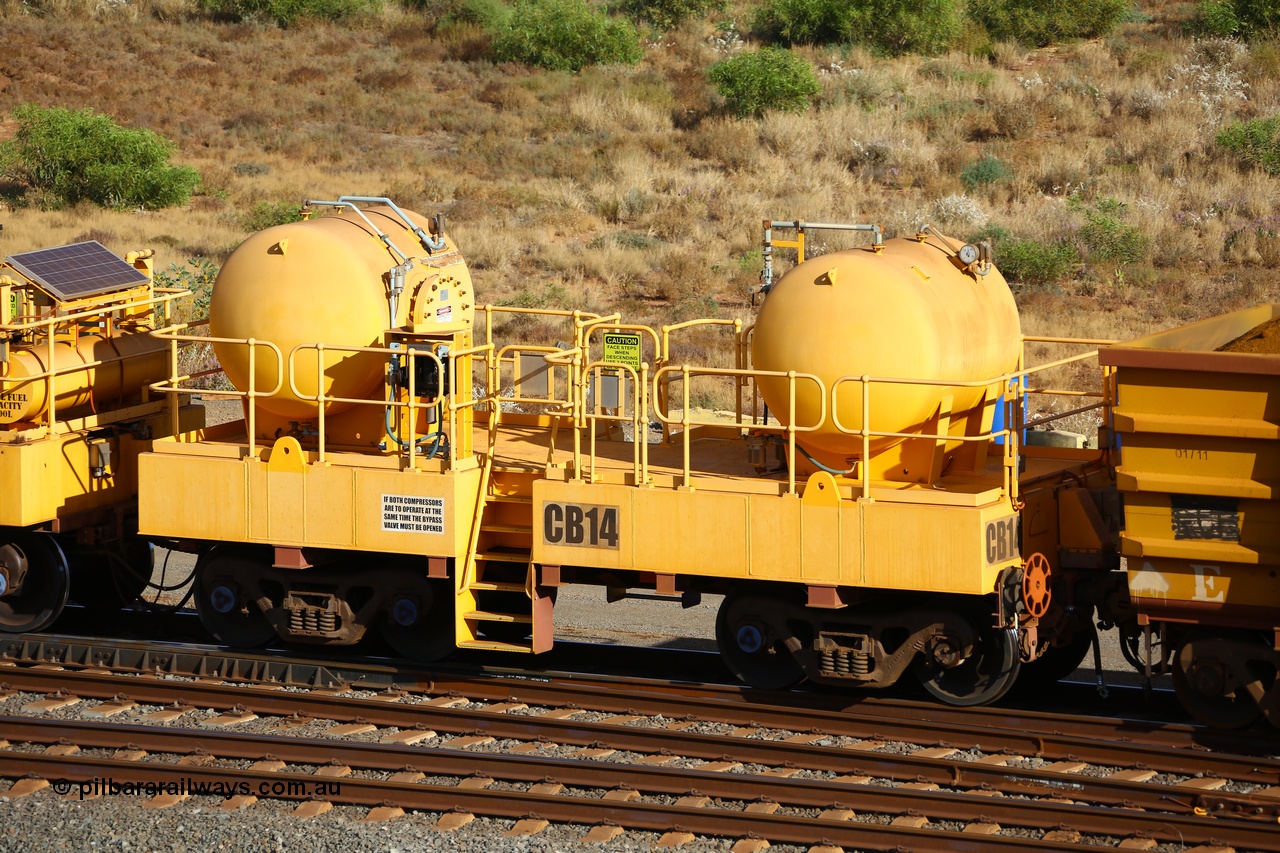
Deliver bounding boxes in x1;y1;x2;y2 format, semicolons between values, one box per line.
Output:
381;494;445;534
601;332;642;373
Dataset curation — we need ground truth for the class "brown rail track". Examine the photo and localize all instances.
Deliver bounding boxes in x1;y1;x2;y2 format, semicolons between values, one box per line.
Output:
3;632;1273;757
4;657;1280;840
4;661;1280;802
1;714;1273;852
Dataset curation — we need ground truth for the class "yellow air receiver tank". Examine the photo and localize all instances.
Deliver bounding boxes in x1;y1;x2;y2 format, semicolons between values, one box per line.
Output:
750;232;1020;475
210;204;473;423
0;331;168;425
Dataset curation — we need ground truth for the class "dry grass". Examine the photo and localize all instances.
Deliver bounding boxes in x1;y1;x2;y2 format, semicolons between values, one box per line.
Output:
0;1;1278;381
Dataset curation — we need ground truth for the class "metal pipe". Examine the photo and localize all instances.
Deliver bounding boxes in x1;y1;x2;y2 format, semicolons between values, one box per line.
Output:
336;195;446;253
305;200;410;264
767;220;883;245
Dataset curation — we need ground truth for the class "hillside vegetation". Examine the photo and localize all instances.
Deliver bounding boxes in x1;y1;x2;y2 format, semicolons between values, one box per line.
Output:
0;0;1277;356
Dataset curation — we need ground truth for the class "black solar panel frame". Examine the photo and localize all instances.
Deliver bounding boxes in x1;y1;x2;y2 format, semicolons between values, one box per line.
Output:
6;241;149;302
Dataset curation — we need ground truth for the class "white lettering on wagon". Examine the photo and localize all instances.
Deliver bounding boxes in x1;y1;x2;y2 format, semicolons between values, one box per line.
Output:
381;494;445;534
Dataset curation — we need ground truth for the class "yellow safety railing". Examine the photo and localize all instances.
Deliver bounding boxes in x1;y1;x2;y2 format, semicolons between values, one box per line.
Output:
287;343;451;466
447;341;497;458
1;287;190;437
150;327;285;458
655;318;742;441
652;365;827;494
580;360;648;484
827;338;1115;502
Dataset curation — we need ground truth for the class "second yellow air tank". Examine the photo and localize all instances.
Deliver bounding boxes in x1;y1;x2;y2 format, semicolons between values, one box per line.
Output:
750;233;1020;470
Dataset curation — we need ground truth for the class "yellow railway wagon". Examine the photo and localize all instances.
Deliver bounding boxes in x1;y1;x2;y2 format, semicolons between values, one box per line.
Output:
0;241;204;633
1100;304;1280;727
139;206;1125;708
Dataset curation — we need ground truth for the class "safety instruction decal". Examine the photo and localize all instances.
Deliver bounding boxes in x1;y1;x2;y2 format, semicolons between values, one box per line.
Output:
382;494;445;534
601;332;642;373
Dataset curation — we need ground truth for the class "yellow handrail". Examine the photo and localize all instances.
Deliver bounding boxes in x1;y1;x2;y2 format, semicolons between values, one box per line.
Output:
651;364;826;494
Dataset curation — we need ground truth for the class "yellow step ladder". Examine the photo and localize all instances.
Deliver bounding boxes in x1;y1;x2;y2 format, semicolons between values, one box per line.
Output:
456;462;553;653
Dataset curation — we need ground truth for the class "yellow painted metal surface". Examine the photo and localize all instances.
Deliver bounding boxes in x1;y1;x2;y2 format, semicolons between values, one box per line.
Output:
532;473;1017;595
1101;305;1280;616
750;233;1020;473
139;436;481;557
0;404;203;527
1128;557;1280;612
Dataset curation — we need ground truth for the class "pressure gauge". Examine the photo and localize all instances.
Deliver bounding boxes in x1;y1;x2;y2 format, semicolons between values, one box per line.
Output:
958;244;980;265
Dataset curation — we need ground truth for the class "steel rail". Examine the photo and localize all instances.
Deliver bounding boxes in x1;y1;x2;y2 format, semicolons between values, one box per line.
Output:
0;633;1233;749
2;716;1275;849
0;722;1259;850
0;752;1111;853
3;636;1276;776
1;666;1276;817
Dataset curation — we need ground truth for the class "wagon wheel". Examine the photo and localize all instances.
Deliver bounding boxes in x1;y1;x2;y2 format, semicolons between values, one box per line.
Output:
1017;608;1096;688
913;607;1021;706
194;546;276;648
382;576;456;662
0;531;70;633
1021;552;1052;619
715;586;806;690
1172;627;1266;729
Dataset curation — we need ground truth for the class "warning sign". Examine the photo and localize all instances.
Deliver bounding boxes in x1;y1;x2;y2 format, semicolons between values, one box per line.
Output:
601;332;642;373
381;494;445;534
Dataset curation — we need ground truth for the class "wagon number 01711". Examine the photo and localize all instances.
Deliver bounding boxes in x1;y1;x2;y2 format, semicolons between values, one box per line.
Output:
543;502;620;549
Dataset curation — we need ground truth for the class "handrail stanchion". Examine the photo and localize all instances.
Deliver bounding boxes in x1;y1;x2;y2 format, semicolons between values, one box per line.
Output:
44;324;55;437
588;365;598;481
733;319;744;427
169;335;181;441
861;376;871;500
247;338;257;458
787;371;797;496
316;343;326;464
640;363;650;485
682;365;692;489
407;349;417;470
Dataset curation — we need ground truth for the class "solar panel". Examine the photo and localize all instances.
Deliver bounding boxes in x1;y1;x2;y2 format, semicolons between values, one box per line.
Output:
6;241;149;301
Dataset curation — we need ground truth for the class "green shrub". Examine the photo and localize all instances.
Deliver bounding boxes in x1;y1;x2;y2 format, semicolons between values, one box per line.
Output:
997;239;1078;287
240;200;305;232
966;0;1127;46
959;154;1009;190
1218;116;1280;174
751;0;960;54
198;0;381;25
751;0;849;45
1196;0;1241;35
0;105;200;211
441;0;512;30
154;257;220;320
620;0;723;30
492;0;642;71
1073;197;1150;264
708;48;820;117
1196;0;1280;36
966;222;1012;244
1234;0;1280;35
